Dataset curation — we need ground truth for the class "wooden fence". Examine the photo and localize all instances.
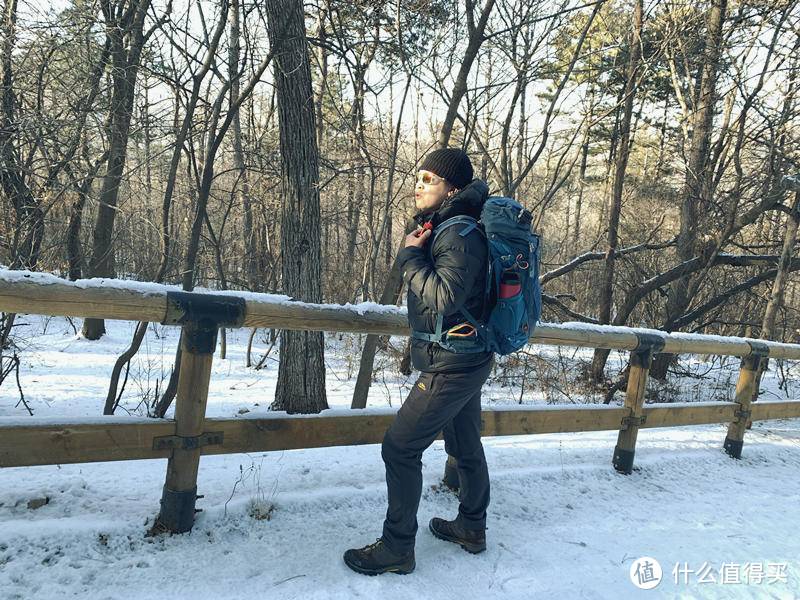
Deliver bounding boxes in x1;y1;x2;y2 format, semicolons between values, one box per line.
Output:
2;272;800;534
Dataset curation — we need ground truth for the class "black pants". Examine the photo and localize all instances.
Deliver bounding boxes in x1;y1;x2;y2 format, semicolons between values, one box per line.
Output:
381;359;493;554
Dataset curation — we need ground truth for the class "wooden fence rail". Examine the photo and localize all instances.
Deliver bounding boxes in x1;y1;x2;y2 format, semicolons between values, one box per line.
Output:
2;271;800;534
3;401;800;469
3;272;800;358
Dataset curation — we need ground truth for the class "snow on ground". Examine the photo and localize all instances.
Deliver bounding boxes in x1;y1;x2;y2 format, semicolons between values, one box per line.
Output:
1;316;800;599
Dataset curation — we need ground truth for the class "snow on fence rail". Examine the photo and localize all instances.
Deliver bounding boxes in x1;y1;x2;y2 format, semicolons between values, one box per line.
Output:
1;269;800;535
3;268;800;358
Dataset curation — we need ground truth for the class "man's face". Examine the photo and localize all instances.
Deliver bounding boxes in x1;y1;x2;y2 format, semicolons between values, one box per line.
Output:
414;170;452;212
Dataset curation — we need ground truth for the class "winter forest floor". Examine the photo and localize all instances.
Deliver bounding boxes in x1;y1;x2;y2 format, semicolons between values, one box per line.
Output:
1;317;800;599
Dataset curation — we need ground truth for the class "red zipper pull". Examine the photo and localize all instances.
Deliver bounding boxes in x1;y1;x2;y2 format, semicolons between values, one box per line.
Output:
415;221;434;237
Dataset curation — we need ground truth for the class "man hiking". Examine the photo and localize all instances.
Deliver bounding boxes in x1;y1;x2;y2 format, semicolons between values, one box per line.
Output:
344;148;494;575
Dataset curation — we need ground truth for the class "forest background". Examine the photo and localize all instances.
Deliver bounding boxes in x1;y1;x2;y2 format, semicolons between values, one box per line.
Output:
1;0;799;415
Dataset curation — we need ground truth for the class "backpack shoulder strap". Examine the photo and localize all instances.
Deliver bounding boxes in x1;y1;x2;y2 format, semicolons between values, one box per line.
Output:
432;215;484;245
412;215;489;349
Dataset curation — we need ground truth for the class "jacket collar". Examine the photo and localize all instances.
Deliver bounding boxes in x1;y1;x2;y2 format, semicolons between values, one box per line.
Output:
414;179;489;227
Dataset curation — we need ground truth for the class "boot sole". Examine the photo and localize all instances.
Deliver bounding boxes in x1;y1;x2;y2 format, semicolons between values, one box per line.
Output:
428;522;486;554
344;557;415;576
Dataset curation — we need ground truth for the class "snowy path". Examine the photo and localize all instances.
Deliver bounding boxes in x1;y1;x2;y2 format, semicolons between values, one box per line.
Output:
1;420;799;599
2;317;800;598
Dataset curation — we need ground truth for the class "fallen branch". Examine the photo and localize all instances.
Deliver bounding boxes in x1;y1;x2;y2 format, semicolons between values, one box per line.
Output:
104;321;148;415
541;235;677;285
672;268;791;330
613;254;800;327
542;293;599;324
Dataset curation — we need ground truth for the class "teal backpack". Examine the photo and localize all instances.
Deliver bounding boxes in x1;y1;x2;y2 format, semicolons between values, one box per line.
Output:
412;196;542;355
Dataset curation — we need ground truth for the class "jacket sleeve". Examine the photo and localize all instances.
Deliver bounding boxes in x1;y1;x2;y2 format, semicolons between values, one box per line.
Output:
396;229;485;316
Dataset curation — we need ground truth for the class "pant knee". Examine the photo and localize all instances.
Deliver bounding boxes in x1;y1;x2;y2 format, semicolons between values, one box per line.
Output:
381;431;403;462
382;431;419;465
443;436;459;458
381;431;395;462
452;442;486;466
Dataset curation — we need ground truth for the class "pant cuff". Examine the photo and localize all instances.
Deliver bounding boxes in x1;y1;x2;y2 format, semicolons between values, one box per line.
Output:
456;512;486;530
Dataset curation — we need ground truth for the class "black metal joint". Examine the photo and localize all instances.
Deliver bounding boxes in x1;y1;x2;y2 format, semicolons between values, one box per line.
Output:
163;291;246;327
185;321;218;354
162;291;246;354
157;485;198;533
613;446;635;474
741;341;769;371
152;431;224;451
632;333;665;368
621;413;647;430
724;437;743;459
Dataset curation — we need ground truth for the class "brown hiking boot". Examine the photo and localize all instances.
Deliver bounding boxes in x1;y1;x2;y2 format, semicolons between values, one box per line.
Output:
429;517;486;554
343;538;415;575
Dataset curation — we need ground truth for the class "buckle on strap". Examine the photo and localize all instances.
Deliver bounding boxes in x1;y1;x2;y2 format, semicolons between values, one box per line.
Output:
412;313;446;343
411;330;443;342
412;310;485;346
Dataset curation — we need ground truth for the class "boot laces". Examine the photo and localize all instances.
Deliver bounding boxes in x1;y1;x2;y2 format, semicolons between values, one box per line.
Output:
363;539;384;554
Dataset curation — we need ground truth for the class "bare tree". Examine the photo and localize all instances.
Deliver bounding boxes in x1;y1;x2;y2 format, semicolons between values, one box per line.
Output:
154;0;276;417
229;0;258;291
1;0;44;271
265;0;328;414
82;0;156;340
651;0;727;378
590;0;643;383
439;0;497;148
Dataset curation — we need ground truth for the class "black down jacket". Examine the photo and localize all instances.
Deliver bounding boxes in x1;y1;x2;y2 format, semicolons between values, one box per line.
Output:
396;179;493;373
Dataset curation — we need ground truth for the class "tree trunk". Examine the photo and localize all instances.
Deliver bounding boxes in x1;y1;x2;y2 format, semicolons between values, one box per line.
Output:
573;123;590;249
516;80;526;186
66;168;91;280
83;0;150;340
66;189;87;281
652;0;727;379
103;321;148;415
266;0;328;414
748;188;800;420
229;0;258;291
1;0;44;271
351;217;416;409
438;0;497;148
313;2;328;152
590;0;643;383
761;191;799;338
346;171;364;297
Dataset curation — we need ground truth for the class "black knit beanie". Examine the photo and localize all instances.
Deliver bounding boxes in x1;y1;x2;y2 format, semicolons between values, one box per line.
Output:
419;148;473;189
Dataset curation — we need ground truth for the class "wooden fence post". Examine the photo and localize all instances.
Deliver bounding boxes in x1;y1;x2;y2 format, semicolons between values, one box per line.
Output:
443;455;459;490
152;292;245;534
613;334;663;474
724;342;769;459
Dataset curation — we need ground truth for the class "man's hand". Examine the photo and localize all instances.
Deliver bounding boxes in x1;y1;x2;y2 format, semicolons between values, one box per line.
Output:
405;227;431;248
